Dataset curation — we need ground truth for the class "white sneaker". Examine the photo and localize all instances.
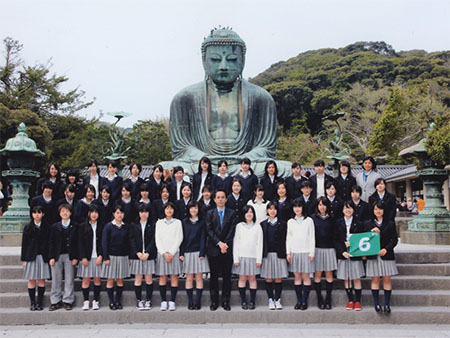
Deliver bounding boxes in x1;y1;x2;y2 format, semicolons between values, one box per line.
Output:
144;300;152;310
137;300;145;311
82;300;90;311
168;301;176;311
160;301;168;311
92;300;100;310
275;299;283;310
268;298;276;310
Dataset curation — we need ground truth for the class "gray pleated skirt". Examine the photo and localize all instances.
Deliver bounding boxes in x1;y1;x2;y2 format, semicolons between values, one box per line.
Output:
232;257;261;276
260;252;288;279
314;248;338;272
77;258;102;278
183;251;210;274
130;258;156;275
288;252;314;273
156;252;182;276
23;255;50;280
101;255;130;279
366;256;398;277
337;259;365;280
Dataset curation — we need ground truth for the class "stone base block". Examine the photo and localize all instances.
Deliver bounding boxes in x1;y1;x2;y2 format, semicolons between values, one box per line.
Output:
402;231;450;245
0;233;22;247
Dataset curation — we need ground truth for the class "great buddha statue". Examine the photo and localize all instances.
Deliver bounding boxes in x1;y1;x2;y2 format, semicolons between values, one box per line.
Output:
160;27;291;176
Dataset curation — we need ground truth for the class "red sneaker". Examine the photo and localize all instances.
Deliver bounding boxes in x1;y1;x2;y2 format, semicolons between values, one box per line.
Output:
354;302;362;311
345;301;354;310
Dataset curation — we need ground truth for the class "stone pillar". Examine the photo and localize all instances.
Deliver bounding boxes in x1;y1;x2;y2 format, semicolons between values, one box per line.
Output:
444;176;449;210
405;179;412;201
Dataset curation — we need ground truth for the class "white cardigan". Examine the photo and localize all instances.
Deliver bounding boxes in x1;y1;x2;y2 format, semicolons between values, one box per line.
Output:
286;217;315;257
233;222;263;264
155;218;183;256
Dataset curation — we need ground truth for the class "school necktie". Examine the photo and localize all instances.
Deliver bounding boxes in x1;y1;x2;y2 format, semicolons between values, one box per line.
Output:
219;210;224;228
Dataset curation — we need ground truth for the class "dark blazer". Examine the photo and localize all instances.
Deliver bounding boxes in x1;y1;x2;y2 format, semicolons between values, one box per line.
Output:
78;221;103;260
151;199;169;224
350;199;370;222
225;194;246;225
123;177;145;201
368;191;397;222
21;221;50;262
300;195;316;217
205;208;236;257
260;175;284;202
94;198;114;227
103;176;123;203
174;198;191;221
36;177;64;201
129;221;157;260
148;177;165;202
276;198;293;223
234;173;258;202
363;219;398;260
55;198;75;221
82;175;106;197
169;180;184;202
328;196;344;220
199;198;216;220
285;175;307;200
260;219;287;259
335;217;363;261
193;172;213;201
334;175;357;202
30;195;58;226
49;221;78;261
180;218;207;257
309;173;334;200
73;199;93;224
211;175;233;196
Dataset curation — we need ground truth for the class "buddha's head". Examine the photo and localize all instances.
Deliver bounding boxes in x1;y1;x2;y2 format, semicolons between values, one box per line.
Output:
201;27;246;86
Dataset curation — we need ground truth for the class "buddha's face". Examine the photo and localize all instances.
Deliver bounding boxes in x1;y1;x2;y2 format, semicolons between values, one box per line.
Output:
203;45;244;85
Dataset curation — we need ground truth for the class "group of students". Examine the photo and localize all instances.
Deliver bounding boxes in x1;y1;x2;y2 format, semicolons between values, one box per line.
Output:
21;156;398;314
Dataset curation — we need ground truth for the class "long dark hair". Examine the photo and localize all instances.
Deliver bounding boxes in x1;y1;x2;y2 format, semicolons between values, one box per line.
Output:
315;196;330;216
44;162;61;180
264;160;278;177
197;156;212;174
339;160;353;177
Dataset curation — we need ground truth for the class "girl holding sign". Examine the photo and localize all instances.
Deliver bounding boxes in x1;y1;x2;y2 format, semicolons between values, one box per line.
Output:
335;202;365;311
365;201;398;313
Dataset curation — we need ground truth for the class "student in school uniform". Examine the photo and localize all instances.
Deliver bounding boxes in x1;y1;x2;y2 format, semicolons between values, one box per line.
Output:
334;160;357;202
259;160;284;202
104;160;123;203
116;181;135;224
21;206;51;311
134;182;152;214
95;185;114;227
234;158;258;202
205;189;236;311
325;181;344;220
285;162;307;201
193;157;214;201
198;185;216;220
356;156;381;202
36;162;64;201
232;205;263;310
274;182;293;223
82;160;105;200
226;179;247;225
286;198;315;310
349;185;370;222
174;183;193;220
65;169;83;202
56;184;76;215
309;160;334;200
148;164;165;202
124;162;144;201
211;160;233;196
368;178;397;222
170;166;185;202
260;202;288;310
247;184;269;225
30;181;58;227
335;202;365;311
180;201;210;310
77;204;103;311
48;204;78;311
73;184;96;224
129;203;157;311
101;204;131;310
151;183;171;224
299;180;316;218
155;202;183;311
364;201;399;314
311;197;338;310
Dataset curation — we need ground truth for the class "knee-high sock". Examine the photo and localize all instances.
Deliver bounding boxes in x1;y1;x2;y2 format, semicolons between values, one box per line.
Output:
195;288;203;305
186;288;193;305
82;287;90;301
384;290;392;307
294;285;302;303
314;282;323;303
301;285;311;304
274;282;282;301
134;284;142;301
28;288;36;305
265;282;274;299
354;289;362;303
94;285;101;301
115;286;123;304
145;283;154;301
249;288;257;304
325;281;333;302
345;288;354;302
371;289;380;307
37;286;45;306
106;287;114;305
238;287;247;304
170;286;178;302
159;284;167;302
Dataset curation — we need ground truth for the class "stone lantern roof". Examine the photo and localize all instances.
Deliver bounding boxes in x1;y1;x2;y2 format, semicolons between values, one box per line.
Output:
0;123;45;156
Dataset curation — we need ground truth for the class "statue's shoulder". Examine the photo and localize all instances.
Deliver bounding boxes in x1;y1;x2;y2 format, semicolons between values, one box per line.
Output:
242;79;274;103
171;81;205;103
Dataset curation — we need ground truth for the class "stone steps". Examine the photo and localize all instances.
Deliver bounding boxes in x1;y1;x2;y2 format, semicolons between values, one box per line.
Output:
396;263;450;276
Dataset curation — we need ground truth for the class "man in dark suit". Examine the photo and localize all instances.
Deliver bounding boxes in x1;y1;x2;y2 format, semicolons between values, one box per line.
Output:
309;159;334;200
205;189;236;311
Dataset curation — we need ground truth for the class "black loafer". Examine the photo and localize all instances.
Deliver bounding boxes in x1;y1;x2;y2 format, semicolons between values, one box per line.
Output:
300;303;308;310
375;305;383;313
294;303;301;310
210;302;218;311
188;303;194;310
64;303;72;311
325;302;332;310
241;302;248;310
36;304;43;311
115;303;123;310
109;303;116;310
223;302;231;311
49;302;62;311
30;304;36;311
384;305;391;314
194;304;201;310
249;302;255;310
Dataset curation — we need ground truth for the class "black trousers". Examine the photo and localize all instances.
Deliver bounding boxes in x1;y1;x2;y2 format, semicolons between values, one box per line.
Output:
208;252;233;303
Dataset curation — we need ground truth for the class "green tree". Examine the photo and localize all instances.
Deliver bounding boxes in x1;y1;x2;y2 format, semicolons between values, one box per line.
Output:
425;112;450;166
276;130;322;165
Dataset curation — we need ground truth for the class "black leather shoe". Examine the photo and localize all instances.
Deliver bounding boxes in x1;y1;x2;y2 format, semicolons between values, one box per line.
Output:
210;302;218;311
49;302;62;311
249;302;255;310
241;302;248;310
194;304;201;310
300;303;308;310
384;305;391;314
325;301;332;310
188;303;194;310
294;303;301;310
36;304;43;311
115;303;123;310
375;305;383;313
223;302;231;311
109;303;117;310
30;303;36;311
317;299;325;310
63;302;72;311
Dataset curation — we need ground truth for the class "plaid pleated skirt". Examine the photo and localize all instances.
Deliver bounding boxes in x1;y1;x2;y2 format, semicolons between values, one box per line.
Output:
183;251;210;274
101;255;130;279
314;248;338;272
130;258;156;275
260;252;288;279
77;258;102;278
336;259;365;280
23;255;50;280
156;252;182;276
366;256;398;277
232;257;261;276
288;252;314;273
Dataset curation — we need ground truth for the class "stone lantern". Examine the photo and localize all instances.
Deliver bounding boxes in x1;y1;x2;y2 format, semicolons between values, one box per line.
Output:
0;123;45;240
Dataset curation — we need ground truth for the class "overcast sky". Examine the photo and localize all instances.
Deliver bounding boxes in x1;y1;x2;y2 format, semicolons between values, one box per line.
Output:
1;0;449;127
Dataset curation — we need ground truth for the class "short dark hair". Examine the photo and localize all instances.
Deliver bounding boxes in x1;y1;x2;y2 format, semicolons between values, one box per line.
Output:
45;162;61;180
140;182;150;192
202;185;212;193
112;204;125;213
351;185;362;194
266;201;278;210
242;205;256;223
100;185;112;194
291;162;301;169
108;160;119;168
362;156;377;170
84;184;96;197
264;160;278;177
314;159;325;167
213;189;227;199
374;178;387;190
31;205;45;214
240;157;251;165
42;180;54;190
315;196;330;215
325;181;336;190
137;203;151;213
187;200;200;212
292;198;305;208
58;203;72;214
65;184;76;193
122;181;132;192
218;160;228;168
301;180;312;189
373;200;385;210
342;201;355;211
163;202;175;213
129;162;142;173
87;160;100;175
172;166;184;175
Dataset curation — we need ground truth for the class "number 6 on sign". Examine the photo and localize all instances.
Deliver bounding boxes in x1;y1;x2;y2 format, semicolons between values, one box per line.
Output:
349;232;381;257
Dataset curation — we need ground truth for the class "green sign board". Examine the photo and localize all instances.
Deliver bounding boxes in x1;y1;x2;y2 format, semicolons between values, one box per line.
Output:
349;232;381;257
